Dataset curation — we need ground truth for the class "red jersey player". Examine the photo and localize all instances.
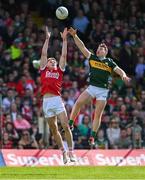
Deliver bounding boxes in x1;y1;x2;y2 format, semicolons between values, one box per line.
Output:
40;27;75;164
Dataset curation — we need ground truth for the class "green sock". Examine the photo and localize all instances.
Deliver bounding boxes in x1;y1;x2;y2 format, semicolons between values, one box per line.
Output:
69;119;74;126
91;131;96;138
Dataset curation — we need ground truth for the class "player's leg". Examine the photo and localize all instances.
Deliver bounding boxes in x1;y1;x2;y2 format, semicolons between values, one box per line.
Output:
57;111;75;162
47;116;64;148
47;116;68;164
57;111;73;149
89;100;107;146
69;90;92;129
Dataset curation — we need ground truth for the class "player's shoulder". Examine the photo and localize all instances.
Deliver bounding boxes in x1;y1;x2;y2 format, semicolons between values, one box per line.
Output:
105;57;115;64
106;57;114;62
40;66;47;72
89;53;97;60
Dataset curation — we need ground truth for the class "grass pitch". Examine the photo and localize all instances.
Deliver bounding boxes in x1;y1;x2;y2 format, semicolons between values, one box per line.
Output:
0;166;145;179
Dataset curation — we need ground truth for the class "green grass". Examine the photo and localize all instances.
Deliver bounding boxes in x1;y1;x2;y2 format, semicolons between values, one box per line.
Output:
0;166;145;179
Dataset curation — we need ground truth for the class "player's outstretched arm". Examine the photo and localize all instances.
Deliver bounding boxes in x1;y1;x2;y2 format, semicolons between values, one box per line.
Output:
40;26;51;69
114;66;131;84
59;28;68;70
68;27;91;58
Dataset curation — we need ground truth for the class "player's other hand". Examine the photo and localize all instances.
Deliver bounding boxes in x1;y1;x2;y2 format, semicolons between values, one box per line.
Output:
45;26;51;39
60;28;68;40
68;27;77;37
122;76;131;85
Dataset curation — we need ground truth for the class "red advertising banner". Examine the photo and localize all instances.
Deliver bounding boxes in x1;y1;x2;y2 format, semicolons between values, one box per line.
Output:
2;149;145;166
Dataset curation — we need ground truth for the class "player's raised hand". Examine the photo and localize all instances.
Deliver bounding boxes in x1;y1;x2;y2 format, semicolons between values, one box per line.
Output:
68;27;77;37
45;26;51;39
60;28;68;40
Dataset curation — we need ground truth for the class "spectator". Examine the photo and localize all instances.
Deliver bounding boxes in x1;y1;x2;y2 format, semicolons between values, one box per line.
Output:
77;115;91;149
106;117;121;149
21;100;33;122
9;39;22;60
18;130;38;149
107;90;118;113
13;114;31;131
72;9;89;35
2;88;15;112
118;104;129;126
118;128;132;149
31;121;42;144
95;129;108;149
78;115;91;137
72;126;83;149
10;103;19;121
119;41;138;76
135;57;145;80
62;75;72;90
5;122;19;146
133;132;143;149
2;132;14;149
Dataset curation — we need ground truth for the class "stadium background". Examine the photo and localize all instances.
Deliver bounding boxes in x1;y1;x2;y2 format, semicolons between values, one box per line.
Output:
0;0;145;151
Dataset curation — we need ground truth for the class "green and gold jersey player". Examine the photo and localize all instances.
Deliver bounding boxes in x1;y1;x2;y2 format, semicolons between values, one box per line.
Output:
88;54;117;89
68;27;131;146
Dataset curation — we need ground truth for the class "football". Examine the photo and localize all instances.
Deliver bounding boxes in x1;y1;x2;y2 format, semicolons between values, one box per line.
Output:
33;60;40;69
56;6;68;20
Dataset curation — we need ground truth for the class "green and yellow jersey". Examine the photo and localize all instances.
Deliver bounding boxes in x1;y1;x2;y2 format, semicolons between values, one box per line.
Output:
88;54;117;89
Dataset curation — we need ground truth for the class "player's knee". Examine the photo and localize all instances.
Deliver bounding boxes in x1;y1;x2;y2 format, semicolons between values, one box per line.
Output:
95;112;101;117
62;123;69;132
52;127;59;135
94;115;102;121
95;109;104;117
49;124;58;134
94;112;102;121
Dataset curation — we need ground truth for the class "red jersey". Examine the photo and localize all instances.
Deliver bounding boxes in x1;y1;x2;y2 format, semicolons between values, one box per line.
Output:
40;66;64;96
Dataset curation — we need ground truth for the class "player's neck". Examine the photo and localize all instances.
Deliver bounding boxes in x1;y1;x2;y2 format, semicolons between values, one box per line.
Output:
48;67;57;70
98;56;106;60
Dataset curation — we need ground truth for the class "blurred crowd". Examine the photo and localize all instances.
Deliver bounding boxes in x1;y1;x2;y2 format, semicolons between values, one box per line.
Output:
0;0;145;150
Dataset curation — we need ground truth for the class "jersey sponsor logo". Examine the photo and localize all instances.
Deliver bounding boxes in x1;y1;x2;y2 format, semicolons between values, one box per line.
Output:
90;60;112;73
45;71;59;79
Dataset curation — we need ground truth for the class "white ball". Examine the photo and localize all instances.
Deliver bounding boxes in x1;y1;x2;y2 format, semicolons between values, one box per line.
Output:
56;6;68;20
33;60;40;69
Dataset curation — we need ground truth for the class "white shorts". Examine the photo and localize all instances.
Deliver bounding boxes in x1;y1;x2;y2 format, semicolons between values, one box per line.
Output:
43;96;66;118
86;85;109;100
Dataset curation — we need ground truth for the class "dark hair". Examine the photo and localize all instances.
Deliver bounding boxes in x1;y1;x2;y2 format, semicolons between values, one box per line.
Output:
99;43;108;51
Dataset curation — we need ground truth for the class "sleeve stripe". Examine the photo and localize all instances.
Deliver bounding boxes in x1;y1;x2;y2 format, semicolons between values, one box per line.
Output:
113;66;118;71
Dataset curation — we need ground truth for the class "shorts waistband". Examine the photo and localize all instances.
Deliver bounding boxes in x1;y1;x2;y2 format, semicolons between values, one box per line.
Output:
43;96;61;100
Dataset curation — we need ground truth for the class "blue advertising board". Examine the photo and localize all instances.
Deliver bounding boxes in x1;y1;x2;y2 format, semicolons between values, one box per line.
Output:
0;150;5;167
